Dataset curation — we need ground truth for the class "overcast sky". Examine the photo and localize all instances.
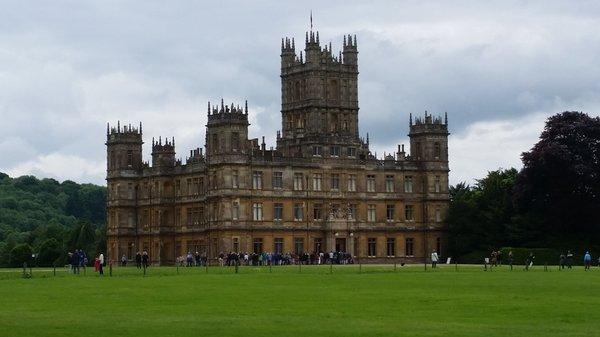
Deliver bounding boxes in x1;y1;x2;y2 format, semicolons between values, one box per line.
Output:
1;1;599;186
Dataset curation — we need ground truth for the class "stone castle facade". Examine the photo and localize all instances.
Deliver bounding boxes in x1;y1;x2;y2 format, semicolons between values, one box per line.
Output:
106;29;450;264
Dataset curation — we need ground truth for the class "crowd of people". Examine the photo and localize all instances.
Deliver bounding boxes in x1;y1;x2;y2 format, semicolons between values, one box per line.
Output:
67;249;105;275
173;251;354;267
482;249;599;271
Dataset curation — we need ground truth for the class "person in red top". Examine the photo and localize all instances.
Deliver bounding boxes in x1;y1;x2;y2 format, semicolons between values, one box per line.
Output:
94;257;100;272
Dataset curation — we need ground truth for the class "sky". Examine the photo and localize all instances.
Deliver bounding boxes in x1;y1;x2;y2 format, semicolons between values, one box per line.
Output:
1;0;600;186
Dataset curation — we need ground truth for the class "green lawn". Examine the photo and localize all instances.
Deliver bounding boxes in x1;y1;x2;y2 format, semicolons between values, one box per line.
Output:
0;264;598;337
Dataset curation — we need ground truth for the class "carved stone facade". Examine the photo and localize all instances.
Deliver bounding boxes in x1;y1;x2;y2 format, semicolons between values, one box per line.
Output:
106;28;450;265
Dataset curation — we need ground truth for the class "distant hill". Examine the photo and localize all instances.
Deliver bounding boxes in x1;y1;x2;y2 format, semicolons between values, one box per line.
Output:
0;172;106;267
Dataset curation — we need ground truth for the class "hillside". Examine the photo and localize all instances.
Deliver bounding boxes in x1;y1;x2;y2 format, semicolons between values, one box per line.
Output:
0;173;106;267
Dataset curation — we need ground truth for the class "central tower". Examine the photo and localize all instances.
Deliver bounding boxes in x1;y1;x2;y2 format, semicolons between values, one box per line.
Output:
277;30;362;157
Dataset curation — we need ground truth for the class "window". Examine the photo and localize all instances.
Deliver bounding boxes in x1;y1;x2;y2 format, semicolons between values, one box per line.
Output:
212;134;218;153
314;238;323;253
348;204;357;220
366;175;376;192
274;238;284;254
313;173;322;191
127;150;133;167
294;203;304;221
385;175;394;193
231;132;240;151
331;174;340;191
386;204;395;221
193;178;200;195
233;238;239;252
368;238;377;257
274;203;283;221
253;238;263;253
405;238;414;256
232;202;239;220
313;146;322;156
252;171;263;189
347;174;356;192
434;142;441;159
436;237;442;254
273;171;283;189
434;176;441;193
294;238;304;255
405;205;414;221
175;180;181;196
186;178;192;195
387;238;396;257
330;146;340;157
404;176;413;193
367;205;376;222
252;203;263;221
435;207;442;222
313;204;323;220
230;170;239;188
293;173;303;190
347;147;356;157
127;183;134;199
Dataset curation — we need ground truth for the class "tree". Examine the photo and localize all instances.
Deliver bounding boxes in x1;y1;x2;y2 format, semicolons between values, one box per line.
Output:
9;243;33;267
37;239;63;267
514;111;600;235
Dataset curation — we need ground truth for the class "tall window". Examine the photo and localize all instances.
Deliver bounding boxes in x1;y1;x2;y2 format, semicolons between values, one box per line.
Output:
294;203;304;221
252;171;263;189
330;146;341;157
385;175;394;192
175;180;181;196
232;202;239;220
434;175;441;193
313;146;322;156
293;173;303;190
253;238;263;253
347;147;356;157
252;203;263;221
233;238;239;252
368;238;377;257
274;238;284;254
348;204;357;220
404;176;413;193
405;205;414;221
386;238;396;257
231;132;240;151
366;175;376;192
212;134;218;153
386;204;395;222
274;203;283;221
405;238;414;256
314;238;323;253
435;207;442;222
273;171;283;189
232;170;239;188
313;204;323;220
434;142;441;159
127;150;133;167
347;174;356;192
367;204;376;222
294;238;304;254
313;173;322;191
331;174;340;191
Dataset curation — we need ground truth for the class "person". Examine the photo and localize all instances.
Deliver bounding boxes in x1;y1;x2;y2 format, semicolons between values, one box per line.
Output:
135;252;142;269
566;250;574;269
431;251;439;268
142;250;149;269
525;252;534;271
186;252;194;267
559;253;566;269
584;251;592;271
121;254;127;267
508;250;514;271
98;252;104;275
94;256;100;272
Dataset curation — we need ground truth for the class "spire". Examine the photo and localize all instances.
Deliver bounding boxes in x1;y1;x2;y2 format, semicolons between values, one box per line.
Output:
291;37;295;50
221;98;224;112
343;35;346;46
139;122;142;134
117;120;120;132
354;34;357;46
316;31;319;43
409;113;413;126
445;111;448;125
310;10;313;31
106;122;109;135
172;137;175;146
366;132;370;145
281;38;284;51
152;137;155;146
305;31;309;44
207;101;211;115
245;100;248;114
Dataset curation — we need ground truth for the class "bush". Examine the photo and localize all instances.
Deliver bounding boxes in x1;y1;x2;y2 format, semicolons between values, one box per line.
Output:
9;243;33;267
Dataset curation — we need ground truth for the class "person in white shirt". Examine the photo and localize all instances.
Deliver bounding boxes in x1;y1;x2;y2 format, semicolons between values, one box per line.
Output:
98;253;105;275
431;251;439;269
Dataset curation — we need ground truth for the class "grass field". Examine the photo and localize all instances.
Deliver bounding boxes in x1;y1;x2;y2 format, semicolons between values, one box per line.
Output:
0;264;599;337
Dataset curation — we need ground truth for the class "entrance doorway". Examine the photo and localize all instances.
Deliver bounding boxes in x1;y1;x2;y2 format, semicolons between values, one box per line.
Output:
335;238;346;252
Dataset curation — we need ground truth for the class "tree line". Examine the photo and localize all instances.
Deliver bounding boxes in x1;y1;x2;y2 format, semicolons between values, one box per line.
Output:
0;174;106;267
447;112;600;262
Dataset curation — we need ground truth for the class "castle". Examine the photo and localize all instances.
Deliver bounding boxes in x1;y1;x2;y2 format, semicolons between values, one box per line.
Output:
106;28;450;264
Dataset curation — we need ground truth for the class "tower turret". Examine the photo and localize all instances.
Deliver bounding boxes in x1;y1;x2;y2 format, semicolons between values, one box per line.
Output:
408;112;449;162
106;122;143;175
205;100;250;157
151;136;176;167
